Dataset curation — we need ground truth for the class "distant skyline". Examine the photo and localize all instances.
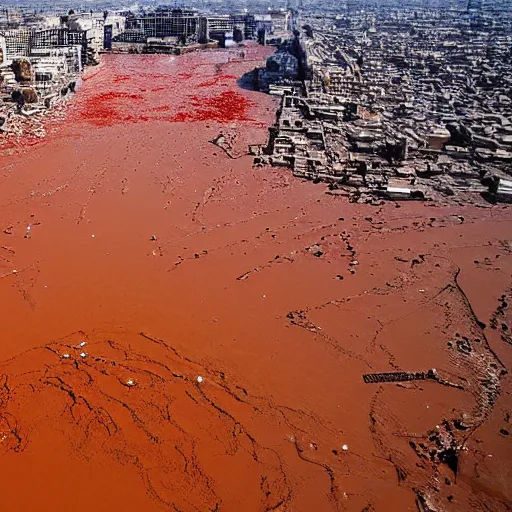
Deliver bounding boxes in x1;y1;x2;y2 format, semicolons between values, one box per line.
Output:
0;0;509;15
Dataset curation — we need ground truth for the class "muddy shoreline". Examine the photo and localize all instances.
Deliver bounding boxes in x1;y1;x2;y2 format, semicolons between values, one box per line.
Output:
0;47;510;511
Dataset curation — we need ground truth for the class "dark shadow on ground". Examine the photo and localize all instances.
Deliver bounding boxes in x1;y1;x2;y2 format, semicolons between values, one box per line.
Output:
237;69;260;91
481;191;497;204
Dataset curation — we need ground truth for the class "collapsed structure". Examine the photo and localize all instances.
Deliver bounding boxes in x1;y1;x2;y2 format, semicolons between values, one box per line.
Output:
256;4;512;203
0;10;112;135
110;8;291;53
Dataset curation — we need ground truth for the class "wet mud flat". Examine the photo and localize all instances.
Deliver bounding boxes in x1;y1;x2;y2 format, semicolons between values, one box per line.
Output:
0;47;511;512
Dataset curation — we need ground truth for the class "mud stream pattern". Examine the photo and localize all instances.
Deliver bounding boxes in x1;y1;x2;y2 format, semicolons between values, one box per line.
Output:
0;49;511;512
0;330;350;511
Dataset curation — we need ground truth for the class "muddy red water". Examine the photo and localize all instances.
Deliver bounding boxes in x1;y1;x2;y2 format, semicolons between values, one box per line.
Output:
0;47;511;512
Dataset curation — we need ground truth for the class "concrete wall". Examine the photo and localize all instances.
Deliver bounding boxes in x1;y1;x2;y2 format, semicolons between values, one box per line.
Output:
0;35;6;65
111;41;145;53
105;15;126;39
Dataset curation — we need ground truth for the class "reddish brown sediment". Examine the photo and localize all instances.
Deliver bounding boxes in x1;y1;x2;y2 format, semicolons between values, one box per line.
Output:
0;46;511;512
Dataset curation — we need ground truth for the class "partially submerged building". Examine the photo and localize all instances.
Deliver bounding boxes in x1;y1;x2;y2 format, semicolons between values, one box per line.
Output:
0;10;95;131
0;27;85;93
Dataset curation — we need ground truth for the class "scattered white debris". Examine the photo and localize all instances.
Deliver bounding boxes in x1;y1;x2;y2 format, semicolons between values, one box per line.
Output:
62;353;70;359
197;376;204;383
342;444;349;451
12;269;17;274
78;341;87;348
126;378;137;387
79;352;87;358
419;289;425;293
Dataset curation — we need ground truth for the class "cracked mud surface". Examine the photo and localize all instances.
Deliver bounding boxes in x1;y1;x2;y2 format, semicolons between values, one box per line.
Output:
0;47;511;511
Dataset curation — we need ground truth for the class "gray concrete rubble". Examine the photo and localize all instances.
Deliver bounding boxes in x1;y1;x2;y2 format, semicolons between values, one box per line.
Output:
255;5;512;204
0;21;90;139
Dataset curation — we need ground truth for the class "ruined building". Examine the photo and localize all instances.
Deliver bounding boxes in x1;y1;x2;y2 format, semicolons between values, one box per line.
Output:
257;5;512;203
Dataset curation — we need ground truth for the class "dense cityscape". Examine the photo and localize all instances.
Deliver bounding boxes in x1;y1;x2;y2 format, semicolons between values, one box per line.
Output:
2;1;512;201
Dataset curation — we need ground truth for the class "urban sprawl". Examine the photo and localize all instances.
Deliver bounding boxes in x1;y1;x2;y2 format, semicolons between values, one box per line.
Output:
1;1;512;203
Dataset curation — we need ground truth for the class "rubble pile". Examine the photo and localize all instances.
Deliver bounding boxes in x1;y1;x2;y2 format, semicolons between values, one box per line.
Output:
0;41;82;145
258;5;512;203
0;98;69;151
10;57;33;83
